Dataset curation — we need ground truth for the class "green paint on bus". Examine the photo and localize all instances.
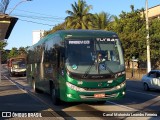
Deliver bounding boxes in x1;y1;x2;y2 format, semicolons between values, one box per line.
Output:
27;30;126;105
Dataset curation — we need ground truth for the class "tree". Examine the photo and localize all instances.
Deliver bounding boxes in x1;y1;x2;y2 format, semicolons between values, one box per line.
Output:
149;18;160;68
8;47;18;58
65;0;94;29
130;5;134;12
107;6;146;67
18;47;27;56
1;50;10;64
0;41;7;51
44;22;65;36
94;12;113;30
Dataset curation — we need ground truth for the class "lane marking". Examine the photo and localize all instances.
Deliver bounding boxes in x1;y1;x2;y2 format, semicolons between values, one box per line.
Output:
3;74;159;119
127;90;160;97
106;101;138;111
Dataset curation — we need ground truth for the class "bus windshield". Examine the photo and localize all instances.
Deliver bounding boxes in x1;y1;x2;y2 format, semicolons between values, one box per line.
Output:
66;38;124;74
12;60;26;69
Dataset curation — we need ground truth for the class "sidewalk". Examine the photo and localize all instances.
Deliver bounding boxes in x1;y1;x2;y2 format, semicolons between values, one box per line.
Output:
0;75;23;97
0;75;63;120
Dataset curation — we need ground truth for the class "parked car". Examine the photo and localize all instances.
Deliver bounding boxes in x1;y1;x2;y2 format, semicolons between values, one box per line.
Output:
141;70;160;91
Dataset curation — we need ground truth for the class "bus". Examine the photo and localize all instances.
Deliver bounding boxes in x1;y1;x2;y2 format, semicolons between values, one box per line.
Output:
27;30;126;105
7;57;26;76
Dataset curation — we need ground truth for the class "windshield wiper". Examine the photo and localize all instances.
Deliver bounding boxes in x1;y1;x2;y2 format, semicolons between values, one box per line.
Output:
82;63;94;78
105;62;115;75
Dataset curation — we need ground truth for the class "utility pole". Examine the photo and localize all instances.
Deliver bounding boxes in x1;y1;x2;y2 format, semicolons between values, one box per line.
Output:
145;0;151;72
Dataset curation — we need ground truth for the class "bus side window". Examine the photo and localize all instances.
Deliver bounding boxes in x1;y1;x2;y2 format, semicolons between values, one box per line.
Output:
59;47;65;68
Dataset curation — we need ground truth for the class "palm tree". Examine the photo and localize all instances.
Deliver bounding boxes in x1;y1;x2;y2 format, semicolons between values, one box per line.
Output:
94;12;113;30
65;0;94;29
130;5;134;12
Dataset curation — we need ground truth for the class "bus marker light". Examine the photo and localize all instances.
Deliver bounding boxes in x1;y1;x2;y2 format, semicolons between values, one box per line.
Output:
108;80;113;83
67;94;72;97
78;81;83;85
67;35;72;37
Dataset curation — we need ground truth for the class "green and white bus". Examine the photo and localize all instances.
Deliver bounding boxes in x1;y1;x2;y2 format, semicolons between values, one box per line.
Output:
27;30;126;105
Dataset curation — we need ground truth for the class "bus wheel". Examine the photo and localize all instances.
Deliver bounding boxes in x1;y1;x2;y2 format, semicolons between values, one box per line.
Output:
51;88;60;105
32;80;42;93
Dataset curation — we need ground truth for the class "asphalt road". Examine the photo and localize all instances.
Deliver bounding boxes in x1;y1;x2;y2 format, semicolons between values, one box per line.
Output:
0;66;62;120
1;65;160;120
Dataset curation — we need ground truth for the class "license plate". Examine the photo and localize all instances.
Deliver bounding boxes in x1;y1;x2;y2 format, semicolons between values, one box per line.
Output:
94;93;105;98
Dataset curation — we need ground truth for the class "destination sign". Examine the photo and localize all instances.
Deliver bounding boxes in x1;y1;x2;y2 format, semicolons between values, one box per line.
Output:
68;40;90;44
96;38;118;42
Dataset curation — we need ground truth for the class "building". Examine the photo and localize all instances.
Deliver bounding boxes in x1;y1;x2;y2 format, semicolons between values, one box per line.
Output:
142;4;160;19
148;5;160;19
32;30;44;45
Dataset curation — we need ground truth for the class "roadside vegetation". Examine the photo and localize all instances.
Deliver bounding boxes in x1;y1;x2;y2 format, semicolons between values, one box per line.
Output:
1;0;160;68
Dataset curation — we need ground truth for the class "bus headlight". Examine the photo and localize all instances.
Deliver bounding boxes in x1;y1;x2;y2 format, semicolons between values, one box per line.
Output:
116;82;125;89
66;82;85;92
120;82;126;88
116;85;121;89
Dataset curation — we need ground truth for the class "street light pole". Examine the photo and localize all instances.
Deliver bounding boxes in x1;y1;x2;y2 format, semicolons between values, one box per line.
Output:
145;0;151;72
8;0;32;15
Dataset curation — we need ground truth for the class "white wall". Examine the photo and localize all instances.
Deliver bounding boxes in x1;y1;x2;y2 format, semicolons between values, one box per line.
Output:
32;30;44;45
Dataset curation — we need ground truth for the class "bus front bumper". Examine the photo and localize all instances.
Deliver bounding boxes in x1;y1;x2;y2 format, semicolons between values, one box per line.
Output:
61;82;126;102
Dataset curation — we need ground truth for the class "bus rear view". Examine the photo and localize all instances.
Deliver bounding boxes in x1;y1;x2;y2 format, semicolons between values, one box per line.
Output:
8;57;26;76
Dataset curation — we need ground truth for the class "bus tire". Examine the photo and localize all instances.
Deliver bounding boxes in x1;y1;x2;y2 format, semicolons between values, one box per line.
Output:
51;88;60;105
32;80;42;93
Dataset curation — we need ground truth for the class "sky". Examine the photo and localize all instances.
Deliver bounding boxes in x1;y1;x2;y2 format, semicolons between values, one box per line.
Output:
4;0;160;50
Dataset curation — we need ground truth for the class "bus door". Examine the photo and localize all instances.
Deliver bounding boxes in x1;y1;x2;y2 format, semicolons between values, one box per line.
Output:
58;47;65;77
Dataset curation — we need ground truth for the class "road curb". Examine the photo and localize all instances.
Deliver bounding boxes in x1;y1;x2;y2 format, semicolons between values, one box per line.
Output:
2;75;65;120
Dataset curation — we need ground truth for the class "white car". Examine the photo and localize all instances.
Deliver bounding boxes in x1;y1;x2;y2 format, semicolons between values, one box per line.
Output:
141;70;160;91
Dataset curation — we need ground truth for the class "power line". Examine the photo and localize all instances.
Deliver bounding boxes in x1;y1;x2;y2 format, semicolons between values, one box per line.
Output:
12;14;64;22
6;8;65;19
6;8;65;26
19;19;56;26
5;8;66;26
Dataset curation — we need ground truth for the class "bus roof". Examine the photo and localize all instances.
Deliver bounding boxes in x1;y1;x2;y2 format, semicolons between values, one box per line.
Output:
31;30;118;48
57;30;118;38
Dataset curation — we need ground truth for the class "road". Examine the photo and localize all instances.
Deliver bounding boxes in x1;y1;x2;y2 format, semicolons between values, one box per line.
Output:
1;65;160;120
